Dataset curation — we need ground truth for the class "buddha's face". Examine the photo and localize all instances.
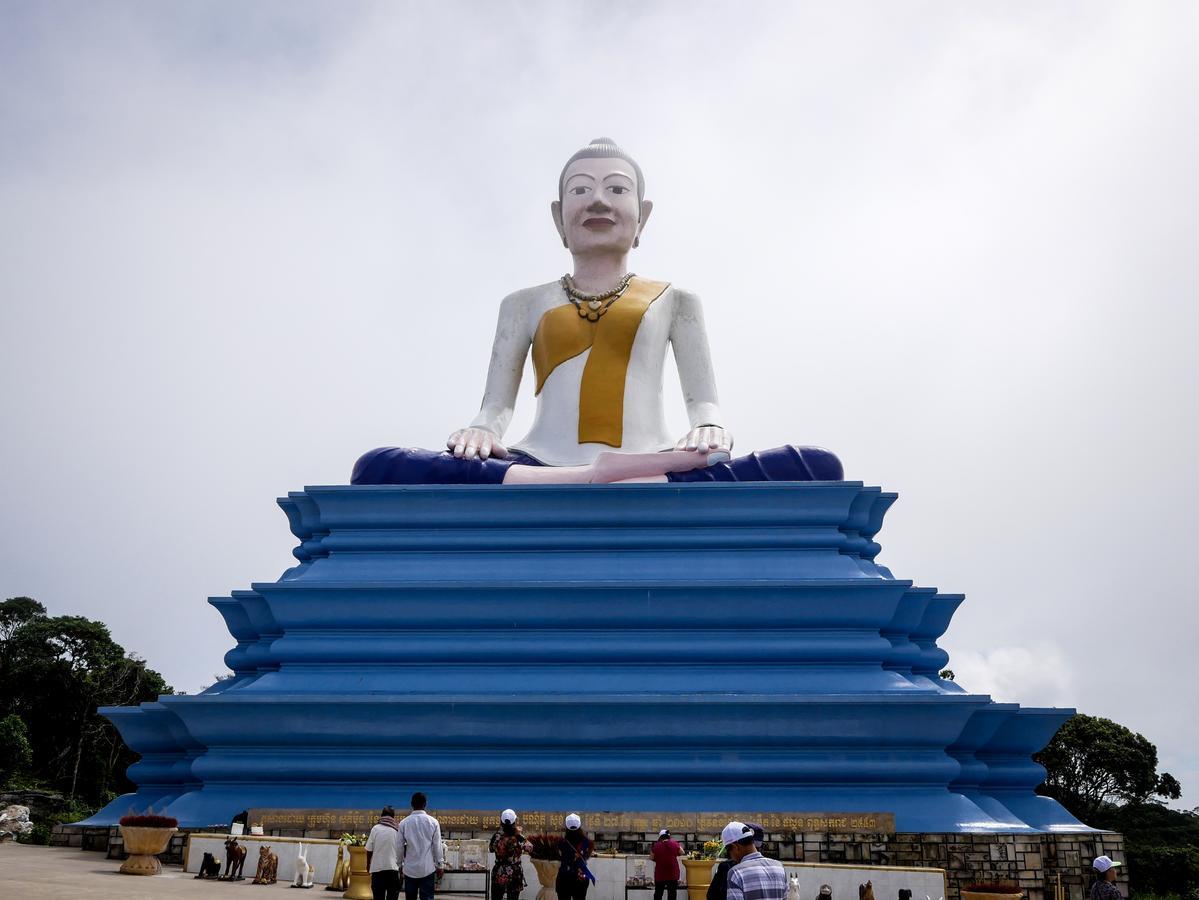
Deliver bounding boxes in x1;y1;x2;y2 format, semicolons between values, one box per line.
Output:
552;156;652;255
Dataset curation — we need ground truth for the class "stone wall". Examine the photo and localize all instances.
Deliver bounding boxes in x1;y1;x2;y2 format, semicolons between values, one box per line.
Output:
587;830;1128;900
50;823;196;865
61;818;1125;900
581;830;1126;900
497;828;1124;900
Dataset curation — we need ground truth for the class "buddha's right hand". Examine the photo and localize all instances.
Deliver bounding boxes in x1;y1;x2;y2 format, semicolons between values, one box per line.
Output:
447;427;508;460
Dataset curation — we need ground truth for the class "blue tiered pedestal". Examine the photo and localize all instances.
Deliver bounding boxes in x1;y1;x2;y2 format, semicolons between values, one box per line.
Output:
86;482;1088;833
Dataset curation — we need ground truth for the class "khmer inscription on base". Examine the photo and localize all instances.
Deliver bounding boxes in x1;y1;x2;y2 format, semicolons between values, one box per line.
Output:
248;809;895;835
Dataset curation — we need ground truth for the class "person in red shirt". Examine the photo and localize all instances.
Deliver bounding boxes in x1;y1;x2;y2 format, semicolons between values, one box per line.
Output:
650;829;684;900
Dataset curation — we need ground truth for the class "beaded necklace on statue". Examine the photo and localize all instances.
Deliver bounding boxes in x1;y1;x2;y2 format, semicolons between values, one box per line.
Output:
560;272;636;322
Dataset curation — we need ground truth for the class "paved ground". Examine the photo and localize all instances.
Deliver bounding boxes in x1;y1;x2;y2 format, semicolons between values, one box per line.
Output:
0;843;485;899
0;842;306;897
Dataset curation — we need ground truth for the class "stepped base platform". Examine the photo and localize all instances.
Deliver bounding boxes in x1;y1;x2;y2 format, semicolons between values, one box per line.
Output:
84;482;1090;835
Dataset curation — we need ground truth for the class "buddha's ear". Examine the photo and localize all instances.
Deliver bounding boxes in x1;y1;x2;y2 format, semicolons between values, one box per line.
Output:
551;200;568;249
639;199;654;225
634;199;654;247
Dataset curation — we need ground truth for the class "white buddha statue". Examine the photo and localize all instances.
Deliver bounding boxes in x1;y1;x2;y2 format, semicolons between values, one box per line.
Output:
352;138;840;485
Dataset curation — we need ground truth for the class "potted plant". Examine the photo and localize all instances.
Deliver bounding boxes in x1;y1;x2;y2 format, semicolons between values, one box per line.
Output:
962;884;1024;900
682;840;724;900
340;832;372;900
118;812;178;876
527;833;563;900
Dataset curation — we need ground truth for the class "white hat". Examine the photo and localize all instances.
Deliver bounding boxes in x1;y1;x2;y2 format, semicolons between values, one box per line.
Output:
500;809;517;825
658;829;670;837
1093;856;1122;873
721;821;753;847
565;813;582;830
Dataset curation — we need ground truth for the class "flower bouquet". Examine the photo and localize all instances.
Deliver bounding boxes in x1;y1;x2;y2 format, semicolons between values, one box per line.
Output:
526;834;562;900
687;840;724;861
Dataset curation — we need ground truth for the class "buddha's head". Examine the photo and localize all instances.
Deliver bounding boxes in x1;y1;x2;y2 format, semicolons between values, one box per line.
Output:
552;137;653;256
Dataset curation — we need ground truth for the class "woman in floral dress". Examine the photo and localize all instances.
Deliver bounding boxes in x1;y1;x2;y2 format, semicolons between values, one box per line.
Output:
490;809;532;900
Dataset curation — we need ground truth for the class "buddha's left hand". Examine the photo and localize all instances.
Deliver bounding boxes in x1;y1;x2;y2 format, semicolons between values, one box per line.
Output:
675;425;732;453
447;426;508;460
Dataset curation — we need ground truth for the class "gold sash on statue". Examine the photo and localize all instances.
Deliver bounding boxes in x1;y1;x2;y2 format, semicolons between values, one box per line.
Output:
531;277;670;447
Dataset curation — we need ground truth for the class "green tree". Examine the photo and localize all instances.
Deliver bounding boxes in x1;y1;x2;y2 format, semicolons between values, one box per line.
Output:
1091;803;1199;900
0;596;46;642
0;713;33;781
1035;713;1181;822
0;597;171;806
0;596;48;695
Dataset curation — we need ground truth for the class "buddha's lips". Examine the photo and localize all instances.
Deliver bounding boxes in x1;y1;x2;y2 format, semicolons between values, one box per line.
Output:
582;217;615;228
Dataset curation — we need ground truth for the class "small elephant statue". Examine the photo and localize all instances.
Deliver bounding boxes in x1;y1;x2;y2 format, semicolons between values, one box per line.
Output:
787;873;800;900
859;882;875;900
253;844;279;885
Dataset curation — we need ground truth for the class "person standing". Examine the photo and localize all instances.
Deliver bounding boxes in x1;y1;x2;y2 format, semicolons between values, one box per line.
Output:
490;808;533;900
707;856;732;900
399;792;445;900
557;813;596;900
1090;856;1124;900
366;806;402;900
708;823;763;900
722;821;786;900
651;829;684;900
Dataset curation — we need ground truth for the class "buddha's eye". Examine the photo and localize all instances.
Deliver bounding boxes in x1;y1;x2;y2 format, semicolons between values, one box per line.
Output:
569;185;589;195
608;185;629;195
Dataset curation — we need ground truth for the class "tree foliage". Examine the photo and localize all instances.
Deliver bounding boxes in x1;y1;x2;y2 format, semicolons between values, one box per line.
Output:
0;596;172;807
0;596;46;642
1035;713;1180;821
1037;713;1193;899
1088;802;1199;900
0;713;33;776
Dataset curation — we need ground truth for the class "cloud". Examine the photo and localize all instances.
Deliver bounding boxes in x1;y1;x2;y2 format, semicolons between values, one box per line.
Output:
949;644;1076;708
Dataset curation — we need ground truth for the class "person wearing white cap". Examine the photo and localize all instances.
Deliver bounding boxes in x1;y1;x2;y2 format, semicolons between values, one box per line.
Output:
721;821;786;900
489;809;533;900
651;828;684;900
708;823;764;900
556;813;596;900
1090;856;1124;900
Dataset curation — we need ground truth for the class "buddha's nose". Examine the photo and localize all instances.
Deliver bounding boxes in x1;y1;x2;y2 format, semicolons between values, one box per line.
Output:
586;197;612;213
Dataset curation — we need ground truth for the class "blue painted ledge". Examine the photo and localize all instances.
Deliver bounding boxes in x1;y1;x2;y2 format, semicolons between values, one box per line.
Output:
85;482;1089;833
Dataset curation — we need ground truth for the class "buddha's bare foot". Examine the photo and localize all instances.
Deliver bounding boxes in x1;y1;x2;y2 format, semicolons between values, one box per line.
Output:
589;449;729;484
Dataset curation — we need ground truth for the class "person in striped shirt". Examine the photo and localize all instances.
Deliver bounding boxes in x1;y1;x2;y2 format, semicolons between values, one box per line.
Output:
722;821;787;900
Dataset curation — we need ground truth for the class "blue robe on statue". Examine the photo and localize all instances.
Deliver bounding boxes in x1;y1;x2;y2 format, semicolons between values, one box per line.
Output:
350;445;843;485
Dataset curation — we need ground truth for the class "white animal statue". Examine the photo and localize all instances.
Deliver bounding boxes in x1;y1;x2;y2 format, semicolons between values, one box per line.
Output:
292;842;315;888
787;874;801;900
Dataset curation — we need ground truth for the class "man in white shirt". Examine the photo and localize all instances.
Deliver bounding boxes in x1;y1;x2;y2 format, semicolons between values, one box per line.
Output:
365;805;402;900
399;792;445;900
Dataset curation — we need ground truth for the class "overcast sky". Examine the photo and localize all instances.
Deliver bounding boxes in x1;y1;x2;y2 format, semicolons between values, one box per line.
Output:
2;2;1196;809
